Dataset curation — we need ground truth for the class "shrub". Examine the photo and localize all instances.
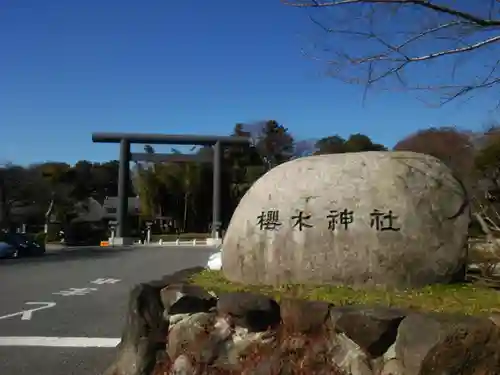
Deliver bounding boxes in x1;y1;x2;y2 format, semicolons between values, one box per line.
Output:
468;239;500;278
33;231;47;244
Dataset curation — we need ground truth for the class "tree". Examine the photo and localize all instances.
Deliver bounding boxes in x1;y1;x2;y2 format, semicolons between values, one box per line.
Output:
392;126;497;237
132;145;162;221
242;120;296;170
90;161;120;202
179;162;201;232
315;135;347;155
131;145;207;232
164;148;203;232
473;124;500;238
393;126;475;184
282;0;500;105
37;162;76;232
224;121;313;224
314;133;387;154
0;163;39;229
476;127;500;189
344;133;387;152
72;160;95;200
0;169;6;228
293;139;319;157
224;124;266;204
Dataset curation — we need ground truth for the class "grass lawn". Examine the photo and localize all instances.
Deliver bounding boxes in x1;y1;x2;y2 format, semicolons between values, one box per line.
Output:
190;270;500;316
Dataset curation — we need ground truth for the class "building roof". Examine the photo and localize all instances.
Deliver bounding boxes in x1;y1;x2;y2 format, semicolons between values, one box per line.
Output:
102;196;140;218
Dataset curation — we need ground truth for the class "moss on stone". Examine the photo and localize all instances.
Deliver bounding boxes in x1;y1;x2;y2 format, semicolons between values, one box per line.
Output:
189;270;500;316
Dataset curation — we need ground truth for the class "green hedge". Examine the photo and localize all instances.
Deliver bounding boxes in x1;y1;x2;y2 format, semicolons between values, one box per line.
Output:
28;228;60;244
33;232;48;244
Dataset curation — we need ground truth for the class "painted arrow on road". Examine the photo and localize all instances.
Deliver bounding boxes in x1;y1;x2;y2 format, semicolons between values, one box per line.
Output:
0;302;56;321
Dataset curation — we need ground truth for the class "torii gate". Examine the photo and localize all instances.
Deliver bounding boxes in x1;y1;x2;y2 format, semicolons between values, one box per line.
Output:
92;132;250;245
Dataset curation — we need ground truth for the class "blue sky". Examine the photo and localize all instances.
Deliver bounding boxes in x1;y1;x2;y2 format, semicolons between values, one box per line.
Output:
1;0;498;165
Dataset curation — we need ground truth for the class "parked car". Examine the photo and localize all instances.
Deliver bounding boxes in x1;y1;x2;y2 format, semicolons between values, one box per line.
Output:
0;232;45;257
0;241;17;259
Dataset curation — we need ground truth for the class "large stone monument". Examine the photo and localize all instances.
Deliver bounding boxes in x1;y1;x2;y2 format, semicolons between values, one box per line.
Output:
222;151;470;289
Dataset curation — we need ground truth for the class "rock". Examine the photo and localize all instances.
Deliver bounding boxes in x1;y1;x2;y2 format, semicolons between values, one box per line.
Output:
170;355;194;375
150;353;171;375
105;269;500;375
222;151;470;289
329;332;373;375
330;305;407;357
278;333;345;375
104;283;167;375
160;283;216;316
215;328;276;371
489;312;500;328
394;313;500;375
216;292;281;332
167;312;219;363
104;267;204;375
168;310;277;373
380;359;404;375
279;298;331;333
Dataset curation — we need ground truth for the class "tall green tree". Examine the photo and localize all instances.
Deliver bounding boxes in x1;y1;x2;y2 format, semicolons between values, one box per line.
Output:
314;134;387;154
133;145;162;221
180;162;201;231
164;149;203;232
315;136;347;155
344;134;387;153
243;120;295;171
90;161;120;202
224;124;266;208
37;162;77;231
0;163;42;229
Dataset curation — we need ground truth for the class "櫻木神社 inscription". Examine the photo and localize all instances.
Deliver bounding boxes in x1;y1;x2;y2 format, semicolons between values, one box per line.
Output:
256;210;282;230
291;211;313;231
224;152;470;288
327;209;354;230
370;209;400;231
256;208;400;232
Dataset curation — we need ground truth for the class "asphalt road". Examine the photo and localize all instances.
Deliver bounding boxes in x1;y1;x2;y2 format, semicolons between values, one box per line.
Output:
0;245;216;375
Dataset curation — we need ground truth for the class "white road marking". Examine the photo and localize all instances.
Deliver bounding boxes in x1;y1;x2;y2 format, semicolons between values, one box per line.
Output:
90;278;121;285
0;302;56;321
0;336;121;348
53;287;98;296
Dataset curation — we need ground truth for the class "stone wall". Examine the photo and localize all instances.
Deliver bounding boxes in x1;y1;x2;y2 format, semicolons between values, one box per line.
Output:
104;268;500;375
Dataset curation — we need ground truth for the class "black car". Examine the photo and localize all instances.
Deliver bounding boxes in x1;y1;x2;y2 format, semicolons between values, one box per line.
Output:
0;232;46;257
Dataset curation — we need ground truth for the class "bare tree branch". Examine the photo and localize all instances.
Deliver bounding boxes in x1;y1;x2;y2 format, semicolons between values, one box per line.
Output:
283;0;500;105
284;0;500;27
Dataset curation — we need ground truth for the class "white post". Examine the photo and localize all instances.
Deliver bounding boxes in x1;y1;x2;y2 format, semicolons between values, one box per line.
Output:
193;239;197;246
146;228;151;244
110;228;115;247
175;239;180;246
159;238;163;245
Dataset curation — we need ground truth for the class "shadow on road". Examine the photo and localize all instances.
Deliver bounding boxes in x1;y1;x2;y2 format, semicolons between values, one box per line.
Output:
0;247;136;266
